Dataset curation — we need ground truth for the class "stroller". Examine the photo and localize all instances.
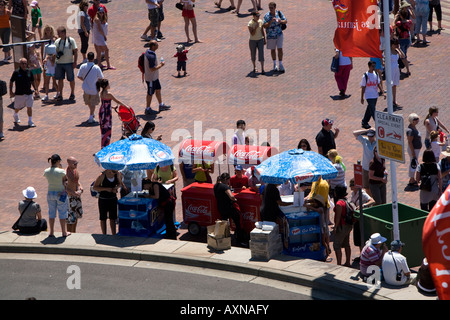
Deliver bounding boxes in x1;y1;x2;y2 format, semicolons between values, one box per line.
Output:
114;105;140;138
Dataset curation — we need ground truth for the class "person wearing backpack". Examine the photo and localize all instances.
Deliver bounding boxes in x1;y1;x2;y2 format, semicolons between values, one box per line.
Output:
360;61;385;129
416;150;441;212
332;184;353;267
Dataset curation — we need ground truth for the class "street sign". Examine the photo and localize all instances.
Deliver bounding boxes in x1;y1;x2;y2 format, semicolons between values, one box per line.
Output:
375;111;405;163
354;163;363;188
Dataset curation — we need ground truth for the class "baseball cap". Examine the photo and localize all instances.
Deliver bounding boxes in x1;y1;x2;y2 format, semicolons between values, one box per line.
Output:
322;118;333;126
235;165;243;171
391;239;405;250
367;130;376;137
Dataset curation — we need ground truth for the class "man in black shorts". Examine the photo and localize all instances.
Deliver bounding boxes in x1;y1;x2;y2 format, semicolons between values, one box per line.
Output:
143;40;170;114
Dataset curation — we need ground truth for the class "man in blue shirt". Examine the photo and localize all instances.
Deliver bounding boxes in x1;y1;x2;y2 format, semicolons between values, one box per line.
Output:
263;2;286;73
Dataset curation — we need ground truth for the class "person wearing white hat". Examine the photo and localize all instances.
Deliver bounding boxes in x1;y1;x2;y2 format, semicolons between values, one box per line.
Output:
16;187;47;234
359;232;388;279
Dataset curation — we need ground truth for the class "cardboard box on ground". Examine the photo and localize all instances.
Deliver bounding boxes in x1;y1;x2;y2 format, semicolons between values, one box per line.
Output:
207;220;231;250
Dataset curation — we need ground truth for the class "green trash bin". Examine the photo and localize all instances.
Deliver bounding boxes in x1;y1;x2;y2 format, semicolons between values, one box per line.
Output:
355;202;429;267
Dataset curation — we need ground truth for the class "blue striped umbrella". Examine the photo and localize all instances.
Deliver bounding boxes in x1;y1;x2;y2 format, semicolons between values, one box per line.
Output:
94;134;175;171
255;149;338;184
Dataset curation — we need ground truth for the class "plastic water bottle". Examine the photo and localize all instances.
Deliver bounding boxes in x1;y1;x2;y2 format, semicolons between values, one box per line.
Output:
160;57;164;63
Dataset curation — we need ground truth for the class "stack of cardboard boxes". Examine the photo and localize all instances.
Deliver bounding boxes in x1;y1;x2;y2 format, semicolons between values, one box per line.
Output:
249;223;283;260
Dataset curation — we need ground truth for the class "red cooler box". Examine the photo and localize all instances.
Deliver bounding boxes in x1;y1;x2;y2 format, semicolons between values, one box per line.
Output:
234;189;262;234
181;182;221;235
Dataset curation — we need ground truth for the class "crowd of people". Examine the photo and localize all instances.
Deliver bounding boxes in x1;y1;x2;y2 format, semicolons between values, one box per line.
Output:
0;0;444;294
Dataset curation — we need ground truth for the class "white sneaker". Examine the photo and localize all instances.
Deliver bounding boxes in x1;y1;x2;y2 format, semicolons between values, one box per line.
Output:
28;121;36;127
42;95;49;101
140;34;150;40
0;132;4;139
13;114;20;123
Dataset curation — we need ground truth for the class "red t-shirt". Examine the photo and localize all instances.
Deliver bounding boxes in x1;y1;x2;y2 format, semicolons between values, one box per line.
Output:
335;199;347;226
173;50;188;62
88;4;108;22
230;175;249;192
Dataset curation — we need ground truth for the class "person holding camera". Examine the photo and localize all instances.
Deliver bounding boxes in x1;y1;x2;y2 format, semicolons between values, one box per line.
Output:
54;26;78;101
381;240;413;286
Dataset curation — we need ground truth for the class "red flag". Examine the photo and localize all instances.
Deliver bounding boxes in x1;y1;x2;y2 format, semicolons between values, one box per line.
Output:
422;187;450;300
332;0;382;58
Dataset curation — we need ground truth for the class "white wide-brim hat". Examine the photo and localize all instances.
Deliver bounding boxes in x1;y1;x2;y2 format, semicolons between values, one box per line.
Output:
370;233;387;245
23;186;37;199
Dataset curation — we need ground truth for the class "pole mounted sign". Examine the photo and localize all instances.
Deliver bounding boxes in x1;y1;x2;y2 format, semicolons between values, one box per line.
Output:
375;111;405;163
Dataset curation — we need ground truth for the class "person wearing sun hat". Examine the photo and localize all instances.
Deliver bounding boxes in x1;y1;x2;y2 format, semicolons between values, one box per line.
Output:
16;187;47;234
359;232;388;280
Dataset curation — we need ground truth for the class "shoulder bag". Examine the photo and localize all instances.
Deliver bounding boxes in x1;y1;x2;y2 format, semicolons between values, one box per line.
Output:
12;201;33;231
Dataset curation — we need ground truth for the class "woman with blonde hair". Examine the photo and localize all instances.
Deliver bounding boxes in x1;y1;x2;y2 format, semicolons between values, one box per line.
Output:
327;149;346;204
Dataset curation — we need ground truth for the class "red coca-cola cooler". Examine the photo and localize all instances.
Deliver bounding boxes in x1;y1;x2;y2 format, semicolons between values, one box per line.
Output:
228;144;277;166
181;182;222;235
234;189;262;234
179;139;228;167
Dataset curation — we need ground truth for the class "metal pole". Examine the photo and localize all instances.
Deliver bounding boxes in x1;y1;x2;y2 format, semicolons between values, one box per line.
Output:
382;0;400;240
0;39;51;48
358;160;365;247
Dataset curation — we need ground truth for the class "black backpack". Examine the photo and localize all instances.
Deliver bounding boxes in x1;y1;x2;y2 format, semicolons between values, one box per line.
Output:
343;199;356;225
419;164;434;192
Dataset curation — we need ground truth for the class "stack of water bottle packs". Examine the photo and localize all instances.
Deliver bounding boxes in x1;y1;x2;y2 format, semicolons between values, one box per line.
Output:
249;221;283;260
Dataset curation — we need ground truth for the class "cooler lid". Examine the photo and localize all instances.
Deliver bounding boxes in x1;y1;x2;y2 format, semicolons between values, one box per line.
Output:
178;139;228;163
228;144;277;165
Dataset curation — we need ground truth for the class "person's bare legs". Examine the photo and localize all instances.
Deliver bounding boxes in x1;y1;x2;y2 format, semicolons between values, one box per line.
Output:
191;18;202;43
184;16;192;42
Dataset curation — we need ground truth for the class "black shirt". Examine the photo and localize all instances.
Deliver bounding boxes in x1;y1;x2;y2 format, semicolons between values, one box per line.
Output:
10;68;34;95
153;182;171;203
214;183;233;217
315;128;336;156
260;184;282;222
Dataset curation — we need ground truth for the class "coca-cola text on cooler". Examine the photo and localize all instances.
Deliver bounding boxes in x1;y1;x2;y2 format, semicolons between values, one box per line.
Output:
187;204;210;215
233;150;261;161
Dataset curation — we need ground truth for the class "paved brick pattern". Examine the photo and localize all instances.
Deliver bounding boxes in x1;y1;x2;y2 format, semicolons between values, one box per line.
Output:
0;0;449;257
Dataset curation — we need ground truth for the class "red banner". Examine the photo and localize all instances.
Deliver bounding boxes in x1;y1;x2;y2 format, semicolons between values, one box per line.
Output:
332;0;382;58
422;187;450;300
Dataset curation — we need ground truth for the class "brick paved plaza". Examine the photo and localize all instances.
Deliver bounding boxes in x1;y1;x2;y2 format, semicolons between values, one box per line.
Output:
1;0;449;254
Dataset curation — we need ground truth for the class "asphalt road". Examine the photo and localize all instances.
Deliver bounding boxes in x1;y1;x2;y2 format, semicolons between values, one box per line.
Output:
0;257;314;301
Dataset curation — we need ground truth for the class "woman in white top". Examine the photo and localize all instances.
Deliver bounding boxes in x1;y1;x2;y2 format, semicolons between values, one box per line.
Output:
334;49;352;98
424;106;449;149
93;7;115;70
390;39;409;109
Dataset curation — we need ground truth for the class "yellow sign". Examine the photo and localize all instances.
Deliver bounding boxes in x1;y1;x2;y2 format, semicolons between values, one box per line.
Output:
378;140;404;162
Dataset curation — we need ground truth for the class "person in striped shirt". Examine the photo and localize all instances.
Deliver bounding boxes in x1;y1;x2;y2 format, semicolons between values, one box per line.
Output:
360;233;388;279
